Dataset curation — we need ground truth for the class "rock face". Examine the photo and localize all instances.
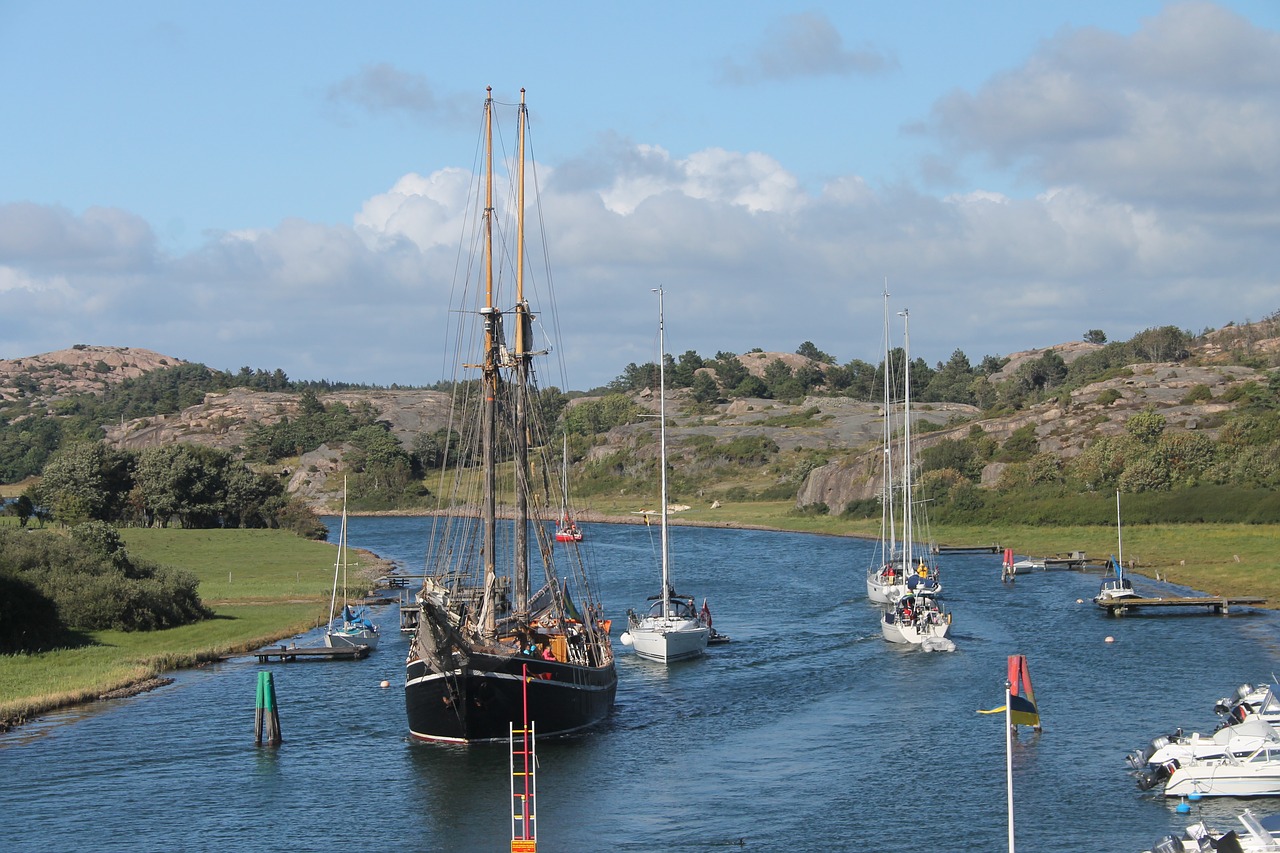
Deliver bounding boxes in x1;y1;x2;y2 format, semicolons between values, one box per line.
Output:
0;346;184;407
102;386;454;453
796;360;1267;515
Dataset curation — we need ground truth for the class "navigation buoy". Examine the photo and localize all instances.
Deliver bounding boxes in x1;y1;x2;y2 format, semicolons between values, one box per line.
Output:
380;680;390;688
1176;799;1190;814
1076;598;1084;604
620;632;634;646
1105;636;1115;644
1188;792;1202;802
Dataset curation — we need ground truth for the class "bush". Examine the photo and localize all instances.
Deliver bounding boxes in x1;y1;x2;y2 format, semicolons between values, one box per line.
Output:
0;529;211;633
1180;384;1213;405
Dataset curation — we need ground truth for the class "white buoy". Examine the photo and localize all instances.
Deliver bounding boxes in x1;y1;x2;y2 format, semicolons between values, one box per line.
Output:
1105;636;1115;644
619;632;634;646
380;680;390;688
1076;598;1084;604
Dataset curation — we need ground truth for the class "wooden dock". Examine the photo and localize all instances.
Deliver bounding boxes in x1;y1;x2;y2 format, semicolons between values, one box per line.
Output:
254;644;371;662
1096;596;1267;617
934;544;1001;554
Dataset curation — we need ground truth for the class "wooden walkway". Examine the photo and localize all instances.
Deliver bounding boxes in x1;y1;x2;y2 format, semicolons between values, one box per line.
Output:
1096;596;1267;617
254;644;371;662
933;544;1001;554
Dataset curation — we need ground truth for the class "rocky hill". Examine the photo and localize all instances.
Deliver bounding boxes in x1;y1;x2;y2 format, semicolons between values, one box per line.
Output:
5;317;1278;513
0;345;185;408
795;361;1263;514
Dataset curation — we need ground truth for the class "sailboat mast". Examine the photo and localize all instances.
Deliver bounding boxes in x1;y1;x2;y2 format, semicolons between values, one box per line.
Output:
1116;490;1123;570
900;308;913;570
328;481;346;627
512;88;530;619
480;87;499;640
656;287;671;613
882;285;897;562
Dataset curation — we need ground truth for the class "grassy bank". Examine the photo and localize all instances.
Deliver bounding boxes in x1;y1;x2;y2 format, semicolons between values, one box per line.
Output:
0;528;380;727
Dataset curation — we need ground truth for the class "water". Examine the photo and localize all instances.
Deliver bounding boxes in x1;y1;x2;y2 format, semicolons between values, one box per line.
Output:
4;518;1279;852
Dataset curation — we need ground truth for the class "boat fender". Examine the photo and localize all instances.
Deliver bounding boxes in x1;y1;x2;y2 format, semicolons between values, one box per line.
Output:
945;612;952;625
620;632;633;646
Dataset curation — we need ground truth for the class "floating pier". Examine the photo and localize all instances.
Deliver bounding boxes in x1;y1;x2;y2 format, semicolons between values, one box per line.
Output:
253;644;370;662
1096;595;1267;617
934;544;1002;554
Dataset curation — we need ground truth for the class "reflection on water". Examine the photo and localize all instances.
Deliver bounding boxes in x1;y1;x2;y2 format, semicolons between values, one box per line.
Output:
3;519;1278;852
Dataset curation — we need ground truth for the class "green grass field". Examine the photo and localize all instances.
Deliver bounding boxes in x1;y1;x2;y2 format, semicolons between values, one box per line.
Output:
1;528;354;725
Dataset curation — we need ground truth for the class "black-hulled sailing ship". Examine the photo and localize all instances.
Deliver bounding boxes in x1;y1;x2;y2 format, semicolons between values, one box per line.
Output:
405;88;616;743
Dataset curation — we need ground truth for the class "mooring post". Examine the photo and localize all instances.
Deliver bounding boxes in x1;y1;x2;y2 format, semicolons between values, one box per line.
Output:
254;671;283;747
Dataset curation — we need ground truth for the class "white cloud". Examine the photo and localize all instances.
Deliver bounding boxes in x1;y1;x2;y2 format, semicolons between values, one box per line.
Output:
718;11;897;84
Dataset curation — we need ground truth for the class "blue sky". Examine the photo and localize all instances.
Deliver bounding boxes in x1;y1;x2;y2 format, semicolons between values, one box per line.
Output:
2;1;1278;390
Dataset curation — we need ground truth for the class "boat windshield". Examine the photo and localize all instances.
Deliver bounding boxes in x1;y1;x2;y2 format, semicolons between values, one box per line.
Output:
648;598;695;619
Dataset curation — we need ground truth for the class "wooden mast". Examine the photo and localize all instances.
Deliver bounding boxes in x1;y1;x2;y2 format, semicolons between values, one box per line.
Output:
513;88;530;620
481;86;499;641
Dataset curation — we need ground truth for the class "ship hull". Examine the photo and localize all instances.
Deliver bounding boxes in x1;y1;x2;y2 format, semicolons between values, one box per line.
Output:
405;651;617;743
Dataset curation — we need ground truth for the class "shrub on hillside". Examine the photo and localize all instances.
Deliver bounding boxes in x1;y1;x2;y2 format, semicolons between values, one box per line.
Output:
0;528;211;634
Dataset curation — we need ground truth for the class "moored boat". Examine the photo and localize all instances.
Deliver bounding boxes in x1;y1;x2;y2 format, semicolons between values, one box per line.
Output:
324;480;379;650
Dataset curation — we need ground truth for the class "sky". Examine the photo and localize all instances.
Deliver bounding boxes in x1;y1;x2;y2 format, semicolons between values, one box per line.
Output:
2;1;1279;391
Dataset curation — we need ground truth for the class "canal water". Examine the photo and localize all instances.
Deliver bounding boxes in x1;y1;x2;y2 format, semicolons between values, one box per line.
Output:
3;517;1279;852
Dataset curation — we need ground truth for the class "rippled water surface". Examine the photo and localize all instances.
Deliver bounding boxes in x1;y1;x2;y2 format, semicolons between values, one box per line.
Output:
4;517;1279;852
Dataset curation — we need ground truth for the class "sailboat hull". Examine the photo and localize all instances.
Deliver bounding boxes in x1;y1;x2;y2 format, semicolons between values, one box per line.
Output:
324;629;379;650
625;618;709;663
405;652;617;744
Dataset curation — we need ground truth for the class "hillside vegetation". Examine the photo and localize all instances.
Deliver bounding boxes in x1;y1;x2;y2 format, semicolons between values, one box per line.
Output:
2;314;1278;523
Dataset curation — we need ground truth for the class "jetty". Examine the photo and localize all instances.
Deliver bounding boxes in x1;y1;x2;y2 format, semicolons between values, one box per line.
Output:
933;544;1001;554
254;644;370;662
1096;595;1267;617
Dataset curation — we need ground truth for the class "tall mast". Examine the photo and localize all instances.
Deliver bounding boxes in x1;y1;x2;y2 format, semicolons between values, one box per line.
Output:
513;88;530;619
480;87;498;640
882;284;897;563
899;308;913;570
656;287;671;613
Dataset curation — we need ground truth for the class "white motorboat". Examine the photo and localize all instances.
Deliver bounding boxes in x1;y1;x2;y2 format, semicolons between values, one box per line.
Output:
1143;808;1280;852
1131;717;1280;777
619;288;710;664
1219;684;1280;728
1141;733;1280;797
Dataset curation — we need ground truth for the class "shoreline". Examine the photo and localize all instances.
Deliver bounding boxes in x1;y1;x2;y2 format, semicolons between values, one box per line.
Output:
7;517;1274;733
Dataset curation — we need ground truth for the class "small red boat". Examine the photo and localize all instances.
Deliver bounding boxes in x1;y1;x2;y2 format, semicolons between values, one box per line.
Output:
555;517;584;542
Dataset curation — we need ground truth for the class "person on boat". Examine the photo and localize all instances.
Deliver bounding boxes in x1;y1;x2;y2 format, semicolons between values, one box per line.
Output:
541;644;556;661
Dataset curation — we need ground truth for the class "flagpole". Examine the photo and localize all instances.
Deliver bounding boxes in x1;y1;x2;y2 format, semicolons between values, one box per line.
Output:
1005;678;1015;853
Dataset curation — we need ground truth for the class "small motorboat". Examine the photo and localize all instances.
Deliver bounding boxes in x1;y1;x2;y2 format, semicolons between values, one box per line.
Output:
1138;730;1280;797
1130;717;1280;776
1143;808;1280;852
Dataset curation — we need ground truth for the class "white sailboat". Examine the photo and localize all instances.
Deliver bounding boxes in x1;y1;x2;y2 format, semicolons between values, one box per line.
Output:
868;295;942;606
1094;491;1141;604
324;479;379;650
879;308;951;649
619;288;710;663
554;434;584;543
